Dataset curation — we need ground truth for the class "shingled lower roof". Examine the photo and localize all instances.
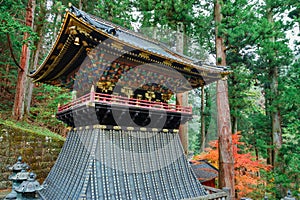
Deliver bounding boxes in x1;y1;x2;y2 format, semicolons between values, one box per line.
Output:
39;129;207;199
190;160;218;182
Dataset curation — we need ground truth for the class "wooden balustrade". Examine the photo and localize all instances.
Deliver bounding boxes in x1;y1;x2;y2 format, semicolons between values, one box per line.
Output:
58;92;192;114
183;186;229;200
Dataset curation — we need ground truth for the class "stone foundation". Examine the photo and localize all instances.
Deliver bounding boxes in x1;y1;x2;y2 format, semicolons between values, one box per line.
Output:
0;124;64;190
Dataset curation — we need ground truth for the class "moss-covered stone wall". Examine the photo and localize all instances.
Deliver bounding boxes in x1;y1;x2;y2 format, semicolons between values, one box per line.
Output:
0;124;64;190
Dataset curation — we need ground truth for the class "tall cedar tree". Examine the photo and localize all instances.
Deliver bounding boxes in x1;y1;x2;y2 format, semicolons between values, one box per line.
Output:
214;0;235;198
12;0;34;120
253;0;292;174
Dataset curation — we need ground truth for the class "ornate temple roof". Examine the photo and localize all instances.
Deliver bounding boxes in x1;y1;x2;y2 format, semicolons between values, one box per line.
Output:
29;6;230;200
29;5;229;93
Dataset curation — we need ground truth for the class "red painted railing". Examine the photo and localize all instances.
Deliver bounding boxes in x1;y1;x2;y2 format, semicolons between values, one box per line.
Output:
58;92;192;114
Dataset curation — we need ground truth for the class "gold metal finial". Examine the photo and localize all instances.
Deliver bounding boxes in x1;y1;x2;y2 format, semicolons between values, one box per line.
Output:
221;74;228;81
74;37;80;45
145;91;155;101
82;40;88;47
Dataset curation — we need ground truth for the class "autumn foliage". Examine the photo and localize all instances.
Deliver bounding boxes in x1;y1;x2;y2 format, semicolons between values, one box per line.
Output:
194;132;271;198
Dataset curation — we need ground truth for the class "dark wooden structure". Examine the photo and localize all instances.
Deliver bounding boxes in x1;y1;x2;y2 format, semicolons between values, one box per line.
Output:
30;5;230;200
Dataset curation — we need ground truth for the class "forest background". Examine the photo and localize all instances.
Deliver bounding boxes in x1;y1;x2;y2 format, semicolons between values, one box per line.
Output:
0;0;299;199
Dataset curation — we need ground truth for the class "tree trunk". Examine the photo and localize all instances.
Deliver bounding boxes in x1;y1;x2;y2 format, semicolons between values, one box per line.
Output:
214;0;235;199
79;0;83;10
217;80;235;199
200;86;206;151
176;22;189;155
264;87;273;165
271;67;282;167
53;10;62;40
176;92;189;155
12;0;33;120
25;0;38;114
266;8;282;167
204;87;211;143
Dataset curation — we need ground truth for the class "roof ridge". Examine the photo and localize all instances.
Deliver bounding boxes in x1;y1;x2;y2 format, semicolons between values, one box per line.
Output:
69;6;161;45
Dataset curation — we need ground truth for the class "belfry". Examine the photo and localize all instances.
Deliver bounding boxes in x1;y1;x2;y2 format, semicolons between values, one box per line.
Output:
30;5;229;200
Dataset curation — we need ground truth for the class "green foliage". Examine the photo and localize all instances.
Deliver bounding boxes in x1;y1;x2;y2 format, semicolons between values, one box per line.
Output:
188;85;217;154
193;0;298;197
0;1;23;111
0;0;26;65
188;90;201;153
91;0;134;28
0;0;38;48
0;0;299;197
280;60;300;133
266;59;300;198
0;1;26;33
137;0;194;28
30;84;71;134
136;0;197;57
0;118;65;141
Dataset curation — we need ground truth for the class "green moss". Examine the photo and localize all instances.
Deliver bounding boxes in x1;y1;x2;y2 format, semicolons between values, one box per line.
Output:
0;119;65;141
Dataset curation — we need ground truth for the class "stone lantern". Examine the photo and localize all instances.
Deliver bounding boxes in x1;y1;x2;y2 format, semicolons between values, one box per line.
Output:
5;157;29;200
15;172;43;199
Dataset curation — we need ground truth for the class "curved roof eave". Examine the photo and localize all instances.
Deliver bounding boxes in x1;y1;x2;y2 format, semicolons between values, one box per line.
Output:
68;6;230;74
29;6;231;85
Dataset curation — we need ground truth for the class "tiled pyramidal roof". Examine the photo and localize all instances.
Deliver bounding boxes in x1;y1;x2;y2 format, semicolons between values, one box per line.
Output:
39;129;207;199
69;5;228;72
29;5;230;88
70;5;198;63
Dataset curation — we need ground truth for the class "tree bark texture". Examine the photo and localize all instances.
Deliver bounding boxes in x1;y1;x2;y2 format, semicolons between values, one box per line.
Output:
13;0;33;120
217;80;235;199
214;0;235;199
267;7;282;167
271;66;282;166
26;0;42;114
176;92;189;155
176;22;189;155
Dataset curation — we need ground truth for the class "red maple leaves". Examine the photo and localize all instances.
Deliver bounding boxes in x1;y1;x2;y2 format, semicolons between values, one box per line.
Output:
194;132;271;198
